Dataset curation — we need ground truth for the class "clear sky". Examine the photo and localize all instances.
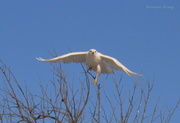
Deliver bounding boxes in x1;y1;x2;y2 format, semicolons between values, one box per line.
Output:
0;0;179;122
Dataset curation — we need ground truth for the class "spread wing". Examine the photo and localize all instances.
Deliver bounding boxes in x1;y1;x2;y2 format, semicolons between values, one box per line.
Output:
100;54;140;76
36;52;87;63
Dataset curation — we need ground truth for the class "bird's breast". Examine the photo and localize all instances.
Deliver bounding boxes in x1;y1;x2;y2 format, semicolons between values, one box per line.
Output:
85;54;101;67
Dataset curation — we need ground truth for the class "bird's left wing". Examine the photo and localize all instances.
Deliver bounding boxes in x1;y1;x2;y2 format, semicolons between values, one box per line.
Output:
36;52;87;63
100;54;140;76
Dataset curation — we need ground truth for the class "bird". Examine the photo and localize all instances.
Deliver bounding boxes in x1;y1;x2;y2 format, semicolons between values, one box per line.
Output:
36;49;141;84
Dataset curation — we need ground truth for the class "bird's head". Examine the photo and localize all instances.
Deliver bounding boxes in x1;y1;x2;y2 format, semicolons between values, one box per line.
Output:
89;49;97;55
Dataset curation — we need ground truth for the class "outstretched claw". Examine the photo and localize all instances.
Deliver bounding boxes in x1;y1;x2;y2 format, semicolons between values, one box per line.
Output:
93;79;98;84
87;67;92;72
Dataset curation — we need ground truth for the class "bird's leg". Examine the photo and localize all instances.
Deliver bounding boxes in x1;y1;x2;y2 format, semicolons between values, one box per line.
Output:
93;65;101;84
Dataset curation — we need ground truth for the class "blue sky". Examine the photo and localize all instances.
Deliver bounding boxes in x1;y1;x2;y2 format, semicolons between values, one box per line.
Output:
0;0;180;122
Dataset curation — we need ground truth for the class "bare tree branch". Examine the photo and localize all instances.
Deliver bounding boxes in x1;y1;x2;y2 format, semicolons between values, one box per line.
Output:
0;59;179;123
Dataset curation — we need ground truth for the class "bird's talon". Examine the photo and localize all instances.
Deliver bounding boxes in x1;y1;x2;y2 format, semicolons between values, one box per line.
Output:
87;67;92;72
93;79;98;84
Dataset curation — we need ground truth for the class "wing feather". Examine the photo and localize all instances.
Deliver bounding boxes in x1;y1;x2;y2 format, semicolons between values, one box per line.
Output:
100;54;139;76
36;52;87;63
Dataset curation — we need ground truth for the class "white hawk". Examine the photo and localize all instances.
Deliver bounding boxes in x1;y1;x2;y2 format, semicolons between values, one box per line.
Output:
36;49;141;84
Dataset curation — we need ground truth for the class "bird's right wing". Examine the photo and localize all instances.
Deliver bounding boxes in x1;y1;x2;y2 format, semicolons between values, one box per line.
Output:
36;52;87;63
